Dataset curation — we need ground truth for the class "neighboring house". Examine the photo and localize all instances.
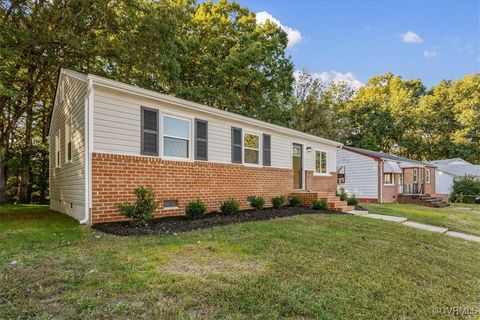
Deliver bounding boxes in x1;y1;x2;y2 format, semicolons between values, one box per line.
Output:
337;146;443;205
427;158;480;196
50;69;352;224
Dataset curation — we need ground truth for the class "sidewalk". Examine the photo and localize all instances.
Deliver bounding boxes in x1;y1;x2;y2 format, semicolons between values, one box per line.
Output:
348;210;480;243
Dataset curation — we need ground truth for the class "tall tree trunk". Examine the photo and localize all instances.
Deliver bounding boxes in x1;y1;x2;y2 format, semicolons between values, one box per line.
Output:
38;101;51;204
0;140;8;204
18;108;33;203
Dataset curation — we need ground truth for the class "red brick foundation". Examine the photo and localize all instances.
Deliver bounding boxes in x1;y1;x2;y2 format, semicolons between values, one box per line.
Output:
357;198;379;203
91;153;338;223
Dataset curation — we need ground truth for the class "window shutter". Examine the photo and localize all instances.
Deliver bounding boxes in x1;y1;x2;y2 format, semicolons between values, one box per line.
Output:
141;107;159;156
263;134;271;166
195;119;208;161
231;127;242;163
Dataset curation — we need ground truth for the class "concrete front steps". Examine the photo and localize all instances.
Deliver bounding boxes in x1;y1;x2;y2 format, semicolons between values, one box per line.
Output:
290;191;355;213
398;194;449;208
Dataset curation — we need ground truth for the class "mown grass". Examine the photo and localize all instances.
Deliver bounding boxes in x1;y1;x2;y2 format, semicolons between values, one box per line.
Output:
361;202;480;236
1;205;480;319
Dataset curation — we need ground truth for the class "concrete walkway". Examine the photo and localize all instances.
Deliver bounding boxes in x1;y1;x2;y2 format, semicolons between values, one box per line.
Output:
348;210;480;243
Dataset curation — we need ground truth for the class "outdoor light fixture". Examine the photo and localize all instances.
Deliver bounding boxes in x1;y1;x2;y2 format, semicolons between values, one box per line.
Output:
306;146;312;152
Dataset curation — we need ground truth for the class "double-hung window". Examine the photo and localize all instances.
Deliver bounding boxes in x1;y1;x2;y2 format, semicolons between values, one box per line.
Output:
163;115;190;159
384;173;394;185
426;168;431;184
244;133;260;165
315;150;327;174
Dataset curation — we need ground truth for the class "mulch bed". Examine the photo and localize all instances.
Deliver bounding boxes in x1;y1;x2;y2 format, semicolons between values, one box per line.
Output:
92;207;340;236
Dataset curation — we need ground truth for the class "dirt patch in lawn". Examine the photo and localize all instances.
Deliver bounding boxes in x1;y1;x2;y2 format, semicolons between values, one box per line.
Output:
161;244;264;279
93;207;339;236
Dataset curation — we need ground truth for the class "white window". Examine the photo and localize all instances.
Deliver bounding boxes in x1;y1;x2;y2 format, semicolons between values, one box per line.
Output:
413;169;418;183
315;150;327;174
65;122;72;163
163;115;190;159
384;173;394;185
426;168;431;184
55;133;60;168
244;133;260;165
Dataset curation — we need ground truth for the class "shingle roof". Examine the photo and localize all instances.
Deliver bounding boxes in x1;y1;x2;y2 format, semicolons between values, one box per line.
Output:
427;158;472;166
435;164;480;177
343;146;434;166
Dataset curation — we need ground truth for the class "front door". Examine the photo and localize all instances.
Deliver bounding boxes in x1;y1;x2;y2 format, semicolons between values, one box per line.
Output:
293;143;303;189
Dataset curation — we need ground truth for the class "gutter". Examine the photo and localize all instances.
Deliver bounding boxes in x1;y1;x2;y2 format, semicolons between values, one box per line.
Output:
80;78;94;224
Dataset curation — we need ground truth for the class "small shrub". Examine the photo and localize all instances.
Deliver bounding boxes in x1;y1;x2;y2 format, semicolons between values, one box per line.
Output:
337;187;348;201
220;199;240;215
247;195;265;210
347;195;359;206
117;186;159;226
312;199;328;210
289;195;302;207
451;175;480;203
185;199;207;220
271;195;285;209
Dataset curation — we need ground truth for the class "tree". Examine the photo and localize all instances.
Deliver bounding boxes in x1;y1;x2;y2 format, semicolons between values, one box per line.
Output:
0;0;183;203
339;73;425;155
175;0;294;125
291;69;354;140
417;74;480;163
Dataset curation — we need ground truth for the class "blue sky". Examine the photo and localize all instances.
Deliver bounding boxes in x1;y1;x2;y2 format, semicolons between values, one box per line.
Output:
241;0;480;87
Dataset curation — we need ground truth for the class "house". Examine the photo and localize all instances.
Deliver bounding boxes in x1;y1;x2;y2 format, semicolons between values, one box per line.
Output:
427;158;480;196
337;146;448;207
49;69;353;224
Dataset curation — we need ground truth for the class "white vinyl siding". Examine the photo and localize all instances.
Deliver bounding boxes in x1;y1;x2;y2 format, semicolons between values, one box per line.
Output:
92;86;338;171
436;170;454;194
49;73;87;220
337;148;379;199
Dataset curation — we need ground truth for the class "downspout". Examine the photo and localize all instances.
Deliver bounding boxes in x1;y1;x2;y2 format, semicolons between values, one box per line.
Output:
80;78;94;224
379;159;384;203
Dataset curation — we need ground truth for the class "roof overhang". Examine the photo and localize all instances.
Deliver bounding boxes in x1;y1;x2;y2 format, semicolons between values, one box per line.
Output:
384;161;402;173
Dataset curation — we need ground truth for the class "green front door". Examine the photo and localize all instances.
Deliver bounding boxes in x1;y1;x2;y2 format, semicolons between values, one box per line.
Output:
293;144;303;189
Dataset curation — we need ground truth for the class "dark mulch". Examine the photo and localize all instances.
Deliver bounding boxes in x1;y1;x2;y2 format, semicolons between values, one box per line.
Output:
92;207;339;236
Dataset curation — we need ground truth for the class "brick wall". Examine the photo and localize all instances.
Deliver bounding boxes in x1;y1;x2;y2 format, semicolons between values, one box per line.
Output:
91;153;337;223
305;171;337;193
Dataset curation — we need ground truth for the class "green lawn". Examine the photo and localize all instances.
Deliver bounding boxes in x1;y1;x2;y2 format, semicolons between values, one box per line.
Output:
361;203;480;237
450;202;480;210
1;205;480;319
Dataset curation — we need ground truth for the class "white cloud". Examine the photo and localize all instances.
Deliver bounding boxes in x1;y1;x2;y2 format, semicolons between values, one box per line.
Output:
256;11;302;48
400;31;423;44
295;70;364;90
424;47;439;58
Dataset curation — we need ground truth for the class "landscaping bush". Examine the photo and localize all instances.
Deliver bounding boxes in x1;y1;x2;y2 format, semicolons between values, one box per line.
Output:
451;175;480;203
337;187;348;201
117;186;159;226
271;195;286;209
289;195;302;207
185;199;207;220
347;195;359;206
220;199;240;215
312;199;328;210
247;195;265;210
